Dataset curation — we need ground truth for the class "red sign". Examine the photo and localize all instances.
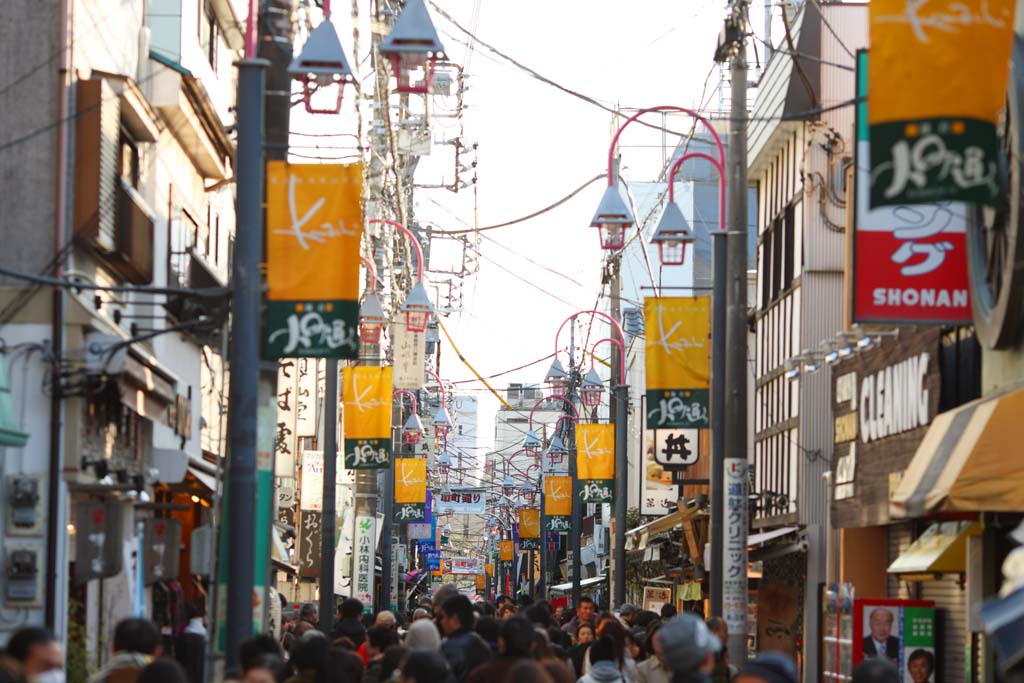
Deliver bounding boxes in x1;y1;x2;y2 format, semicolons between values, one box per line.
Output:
852;50;972;325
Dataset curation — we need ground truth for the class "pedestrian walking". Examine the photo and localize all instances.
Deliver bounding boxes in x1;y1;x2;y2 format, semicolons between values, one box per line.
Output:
174;603;207;683
731;653;797;683
653;614;720;683
466;617;535;683
562;598;597;640
705;618;736;683
439;596;492;683
332;599;366;648
89;618;163;683
137;659;188;683
851;658;898;683
399;651;453;683
7;627;63;683
634;625;668;683
404;620;441;652
577;635;625;683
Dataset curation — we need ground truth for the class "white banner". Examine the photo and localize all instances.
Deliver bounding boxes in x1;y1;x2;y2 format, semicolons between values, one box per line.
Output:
300;450;324;511
392;317;425;389
275;362;298;476
334;507;353;595
354;515;376;611
407;522;432;540
435;488;486;515
295;359;319;437
449;557;483;575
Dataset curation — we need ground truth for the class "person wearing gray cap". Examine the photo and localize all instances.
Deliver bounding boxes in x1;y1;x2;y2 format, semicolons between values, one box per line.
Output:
654;614;721;683
618;604;638;628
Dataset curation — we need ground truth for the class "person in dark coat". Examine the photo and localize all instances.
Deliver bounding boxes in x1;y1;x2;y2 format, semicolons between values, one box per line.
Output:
438;596;492;683
174;603;207;683
331;599;366;648
466;617;534;683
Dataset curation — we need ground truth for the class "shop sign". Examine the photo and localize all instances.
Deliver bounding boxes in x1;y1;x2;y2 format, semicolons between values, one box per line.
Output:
298;510;321;578
142;518;181;585
407;522;432;540
859;352;931;443
853;51;972;325
73;502;123;584
300;450;324;511
342;366;392;469
723;459;748;639
475;574;486;590
425;549;441;571
436;488;485;515
395;503;426;522
644;297;710;428
354;515;376;610
853;599;935;677
868;2;1015;208
643;586;673;613
544;475;572;531
394;458;427;503
641;430;681;515
275;361;298;475
449;557;482;575
266;162;363;358
834;443;856;501
757;581;800;656
499;540;514;561
392;317;425;389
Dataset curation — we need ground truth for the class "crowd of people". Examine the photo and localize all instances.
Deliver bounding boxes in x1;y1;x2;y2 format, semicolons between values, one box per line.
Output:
0;587;906;683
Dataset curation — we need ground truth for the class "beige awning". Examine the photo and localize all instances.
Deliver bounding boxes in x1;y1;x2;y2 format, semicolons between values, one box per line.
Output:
625;505;704;550
887;521;980;580
891;387;1024;519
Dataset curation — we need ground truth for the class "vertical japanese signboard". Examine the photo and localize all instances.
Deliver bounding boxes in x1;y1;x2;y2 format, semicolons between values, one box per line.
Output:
575;423;615;503
518;509;540;550
74;503;123;584
853;51;972;324
354;515;376;612
275;361;298;475
342;366;392;469
644;297;710;429
142;519;181;585
392;317;426;389
300;450;324;510
499;540;514;562
544;475;572;533
723;458;748;642
298;510;322;578
868;1;1015;208
394;458;427;522
265;162;363;358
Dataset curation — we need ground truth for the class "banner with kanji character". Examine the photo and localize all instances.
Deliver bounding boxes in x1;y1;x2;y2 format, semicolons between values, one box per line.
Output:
868;0;1015;208
343;366;392;469
394;458;426;504
544;475;572;532
499;540;514;561
644;297;710;429
266;162;363;358
518;508;540;549
575;423;614;503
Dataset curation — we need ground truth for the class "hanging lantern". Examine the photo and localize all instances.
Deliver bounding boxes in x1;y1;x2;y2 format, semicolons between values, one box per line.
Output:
358;291;387;343
580;367;605;408
379;0;446;95
436;449;452;468
400;282;433;333
523;430;542;453
650;201;695;266
590;185;634;251
543;358;568;393
287;21;353;115
501;474;516;497
433;406;453;439
520;481;536;505
402;412;424;445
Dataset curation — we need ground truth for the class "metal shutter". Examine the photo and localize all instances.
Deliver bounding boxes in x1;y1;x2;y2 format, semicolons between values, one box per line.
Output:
887;523;914;599
920;576;969;683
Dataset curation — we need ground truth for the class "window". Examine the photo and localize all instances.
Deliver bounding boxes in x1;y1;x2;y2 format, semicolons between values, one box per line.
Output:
198;0;218;70
119;127;139;189
939;327;982;411
759;202;797;309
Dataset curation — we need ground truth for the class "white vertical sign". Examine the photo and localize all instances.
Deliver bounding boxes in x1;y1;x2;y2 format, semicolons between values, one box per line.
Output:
722;458;748;642
275;362;299;476
335;507;353;595
354;515;376;611
300;450;324;511
392;317;425;389
295;358;318;437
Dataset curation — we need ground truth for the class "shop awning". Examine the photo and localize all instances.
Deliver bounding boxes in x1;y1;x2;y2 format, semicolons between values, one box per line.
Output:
891;387;1024;519
887;520;980;579
625;505;704;550
187;460;218;493
748;526;799;548
549;575;607;593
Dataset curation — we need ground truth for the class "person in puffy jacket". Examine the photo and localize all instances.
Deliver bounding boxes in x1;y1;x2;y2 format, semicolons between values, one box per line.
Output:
578;636;625;683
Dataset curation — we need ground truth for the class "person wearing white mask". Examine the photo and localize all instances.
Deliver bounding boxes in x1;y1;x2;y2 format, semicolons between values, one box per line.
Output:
7;626;65;683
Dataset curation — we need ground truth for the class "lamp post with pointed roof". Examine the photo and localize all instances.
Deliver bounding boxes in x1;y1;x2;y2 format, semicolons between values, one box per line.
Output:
287;3;353;115
367;219;434;334
379;0;446;95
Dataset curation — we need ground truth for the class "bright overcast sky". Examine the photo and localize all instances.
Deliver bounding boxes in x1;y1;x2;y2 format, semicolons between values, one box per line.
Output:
415;1;732;449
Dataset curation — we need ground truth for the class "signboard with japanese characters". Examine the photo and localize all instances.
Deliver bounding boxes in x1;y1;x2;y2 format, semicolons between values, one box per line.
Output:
518;509;540;550
342;366;392;469
265;162;363;358
407;522;432;540
854;51;972;325
436;488;486;515
300;450;324;511
642;431;680;515
394;458;427;504
295;358;318;437
723;459;749;640
298;510;322;578
275;361;298;476
575;423;614;503
143;518;182;585
395;503;426;523
425;549;441;571
392;317;425;389
644;297;711;429
449;557;483;575
354;515;376;611
499;540;514;562
867;2;1014;208
544;476;572;532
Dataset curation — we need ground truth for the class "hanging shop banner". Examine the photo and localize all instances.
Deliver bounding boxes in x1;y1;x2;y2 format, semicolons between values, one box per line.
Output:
853;51;971;325
300;450;324;511
644;297;710;429
407;522;432;540
518;508;541;550
142;518;182;585
485;562;495;577
852;599;935;679
450;557;483;575
436;488;486;515
342;366;392;469
475;574;486;590
73;502;124;584
353;515;376;610
395;502;426;523
298;510;322;578
499;540;514;562
867;1;1014;208
392;317;426;389
275;361;298;475
575;423;615;503
394;458;427;504
266;162;363;358
642;431;681;516
544;475;572;532
425;549;441;571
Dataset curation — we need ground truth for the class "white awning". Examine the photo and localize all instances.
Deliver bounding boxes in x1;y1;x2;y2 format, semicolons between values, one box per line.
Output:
747;526;798;547
549;575;607;593
187;460;218;493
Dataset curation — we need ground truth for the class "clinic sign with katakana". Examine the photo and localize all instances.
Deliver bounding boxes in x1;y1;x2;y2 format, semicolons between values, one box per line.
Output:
853;51;971;325
266;162;363;358
644;297;710;429
867;1;1015;209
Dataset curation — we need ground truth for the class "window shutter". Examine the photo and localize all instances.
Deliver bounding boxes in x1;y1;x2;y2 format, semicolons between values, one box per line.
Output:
73;79;121;251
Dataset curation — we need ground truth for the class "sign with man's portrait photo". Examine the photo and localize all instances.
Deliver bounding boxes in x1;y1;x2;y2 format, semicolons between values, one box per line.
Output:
853;599;936;683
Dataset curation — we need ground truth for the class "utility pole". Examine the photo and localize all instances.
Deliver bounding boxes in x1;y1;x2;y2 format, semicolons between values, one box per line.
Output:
380;410;398;612
610;253;627;609
223;55;267;671
569;323;582;607
319;360;338;633
722;0;750;665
